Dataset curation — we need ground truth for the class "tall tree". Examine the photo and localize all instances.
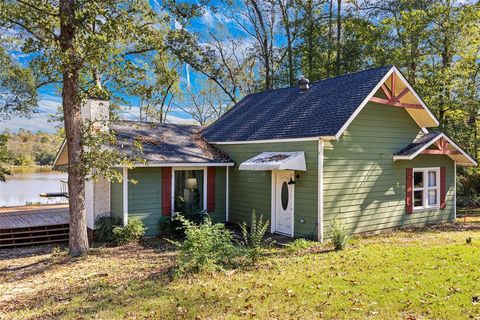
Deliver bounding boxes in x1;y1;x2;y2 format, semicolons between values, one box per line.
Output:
0;0;165;256
335;0;342;75
278;0;296;86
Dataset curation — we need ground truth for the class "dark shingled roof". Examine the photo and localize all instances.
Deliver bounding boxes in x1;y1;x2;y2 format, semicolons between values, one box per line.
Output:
202;65;392;142
394;131;442;156
111;121;231;163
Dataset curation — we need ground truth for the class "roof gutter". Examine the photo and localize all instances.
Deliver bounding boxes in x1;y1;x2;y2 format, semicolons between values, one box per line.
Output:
209;135;337;145
126;162;236;167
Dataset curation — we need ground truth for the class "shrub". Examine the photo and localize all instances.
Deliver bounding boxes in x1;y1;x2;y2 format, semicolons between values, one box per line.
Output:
239;210;270;264
112;218;145;245
167;197;210;237
168;215;238;275
285;238;318;252
94;216;121;243
330;219;349;251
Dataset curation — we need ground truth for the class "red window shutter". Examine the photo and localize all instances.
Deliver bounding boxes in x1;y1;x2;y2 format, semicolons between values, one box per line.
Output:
406;168;413;214
440;167;446;209
162;167;172;216
207;167;216;213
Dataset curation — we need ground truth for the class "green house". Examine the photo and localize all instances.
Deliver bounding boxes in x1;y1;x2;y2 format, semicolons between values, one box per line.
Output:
54;65;476;241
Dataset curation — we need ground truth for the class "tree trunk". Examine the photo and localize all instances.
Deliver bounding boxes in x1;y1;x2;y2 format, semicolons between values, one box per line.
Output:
250;0;270;90
327;0;333;78
60;0;89;257
278;0;294;86
335;0;342;76
306;0;314;80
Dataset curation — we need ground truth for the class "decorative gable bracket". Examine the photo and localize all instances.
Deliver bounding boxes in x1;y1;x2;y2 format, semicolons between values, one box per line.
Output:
369;72;423;110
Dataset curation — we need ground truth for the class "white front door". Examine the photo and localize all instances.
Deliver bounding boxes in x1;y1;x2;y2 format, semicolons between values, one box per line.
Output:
274;170;294;236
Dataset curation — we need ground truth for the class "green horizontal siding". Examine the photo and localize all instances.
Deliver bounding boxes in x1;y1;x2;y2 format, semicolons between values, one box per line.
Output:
128;167;163;237
108;166;229;236
323;102;455;235
211;167;227;223
110;168;123;223
217;141;318;237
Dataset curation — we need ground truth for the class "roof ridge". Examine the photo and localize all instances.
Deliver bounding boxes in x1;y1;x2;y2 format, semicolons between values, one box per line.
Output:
112;119;199;127
241;65;393;98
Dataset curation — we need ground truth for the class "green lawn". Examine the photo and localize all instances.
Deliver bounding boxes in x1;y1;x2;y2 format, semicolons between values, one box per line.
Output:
1;225;480;319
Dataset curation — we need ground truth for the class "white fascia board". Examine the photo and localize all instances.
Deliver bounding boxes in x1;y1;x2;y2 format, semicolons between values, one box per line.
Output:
392;66;440;127
441;134;478;166
210;137;320;145
406;133;444;160
334;67;395;140
52;139;67;168
334;66;440;140
127;162;235;168
392;133;477;166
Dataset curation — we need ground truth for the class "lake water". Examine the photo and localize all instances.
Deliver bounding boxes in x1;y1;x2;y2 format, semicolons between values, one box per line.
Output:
0;167;68;207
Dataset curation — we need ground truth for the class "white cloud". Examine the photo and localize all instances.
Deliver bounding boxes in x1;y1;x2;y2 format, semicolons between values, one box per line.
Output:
1;98;197;133
201;8;215;26
117;105;195;124
1;113;54;133
165;114;196;124
1;95;61;133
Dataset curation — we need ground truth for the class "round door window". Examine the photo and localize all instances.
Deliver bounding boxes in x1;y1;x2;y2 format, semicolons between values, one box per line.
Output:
281;181;289;210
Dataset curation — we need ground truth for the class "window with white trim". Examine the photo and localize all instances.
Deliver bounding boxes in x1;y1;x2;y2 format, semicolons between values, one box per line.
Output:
172;168;207;214
413;168;440;210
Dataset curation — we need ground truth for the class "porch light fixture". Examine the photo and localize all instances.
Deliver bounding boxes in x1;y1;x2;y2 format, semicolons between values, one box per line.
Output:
288;174;297;185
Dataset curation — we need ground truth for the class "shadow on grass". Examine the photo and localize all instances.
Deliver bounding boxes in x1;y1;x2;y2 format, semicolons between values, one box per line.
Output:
2;264;184;319
0;243;67;261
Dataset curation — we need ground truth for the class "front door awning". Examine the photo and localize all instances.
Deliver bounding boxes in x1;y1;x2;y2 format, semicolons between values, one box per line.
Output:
239;152;306;171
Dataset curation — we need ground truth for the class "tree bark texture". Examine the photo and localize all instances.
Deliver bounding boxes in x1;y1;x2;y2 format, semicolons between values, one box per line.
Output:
60;0;89;257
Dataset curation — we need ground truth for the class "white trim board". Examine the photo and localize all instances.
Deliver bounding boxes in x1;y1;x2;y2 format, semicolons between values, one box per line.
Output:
226;166;229;222
318;139;324;242
52;140;67;168
454;161;457;220
122;167;128;226
412;167;441;211
132;162;234;168
210;136;336;145
270;171;276;234
170;166;208;215
334;66;439;140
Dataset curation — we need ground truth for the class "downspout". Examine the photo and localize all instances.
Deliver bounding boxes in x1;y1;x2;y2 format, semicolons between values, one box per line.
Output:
454;161;457;220
318;139;324;242
122;167;128;226
226;166;229;222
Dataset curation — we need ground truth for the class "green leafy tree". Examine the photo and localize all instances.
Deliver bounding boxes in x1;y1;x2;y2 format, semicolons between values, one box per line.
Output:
0;0;166;256
0;45;38;180
0;133;10;182
0;46;38;120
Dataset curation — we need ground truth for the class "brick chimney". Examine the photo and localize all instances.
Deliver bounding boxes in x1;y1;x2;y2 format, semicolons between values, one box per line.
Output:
81;98;109;131
81;98;111;241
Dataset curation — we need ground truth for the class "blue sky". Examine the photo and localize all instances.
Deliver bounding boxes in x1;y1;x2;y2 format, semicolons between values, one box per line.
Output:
2;1;240;133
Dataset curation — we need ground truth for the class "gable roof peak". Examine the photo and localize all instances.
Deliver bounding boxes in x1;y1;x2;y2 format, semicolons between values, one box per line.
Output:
202;65;434;143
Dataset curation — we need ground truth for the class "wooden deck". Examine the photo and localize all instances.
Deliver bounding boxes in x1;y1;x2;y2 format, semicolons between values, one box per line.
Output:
0;204;69;248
